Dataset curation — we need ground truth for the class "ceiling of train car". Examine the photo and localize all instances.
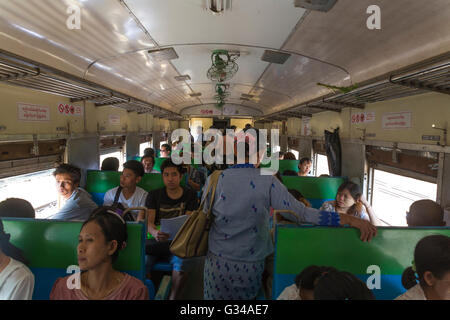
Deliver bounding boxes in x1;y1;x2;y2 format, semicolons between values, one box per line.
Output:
0;0;449;117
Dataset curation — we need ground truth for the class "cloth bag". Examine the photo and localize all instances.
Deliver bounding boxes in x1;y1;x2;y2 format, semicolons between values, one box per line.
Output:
170;170;222;258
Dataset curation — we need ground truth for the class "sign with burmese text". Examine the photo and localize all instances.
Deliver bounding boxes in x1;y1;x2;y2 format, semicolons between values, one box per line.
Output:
382;111;412;129
18;103;50;121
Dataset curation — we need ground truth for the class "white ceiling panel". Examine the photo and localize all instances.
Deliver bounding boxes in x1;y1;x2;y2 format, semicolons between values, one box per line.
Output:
283;0;450;84
124;0;306;48
0;0;156;78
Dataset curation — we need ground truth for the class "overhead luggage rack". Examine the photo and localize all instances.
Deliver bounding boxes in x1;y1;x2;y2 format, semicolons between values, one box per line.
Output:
261;56;450;121
0;51;177;116
390;61;450;95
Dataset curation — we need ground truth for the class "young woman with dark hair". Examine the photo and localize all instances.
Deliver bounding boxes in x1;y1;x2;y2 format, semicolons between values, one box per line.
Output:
396;235;450;300
277;266;337;300
0;218;34;299
320;181;381;225
50;207;149;300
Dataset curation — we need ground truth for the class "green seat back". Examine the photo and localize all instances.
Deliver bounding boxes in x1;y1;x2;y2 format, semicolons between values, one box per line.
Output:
273;226;450;300
2;218;146;299
281;176;345;208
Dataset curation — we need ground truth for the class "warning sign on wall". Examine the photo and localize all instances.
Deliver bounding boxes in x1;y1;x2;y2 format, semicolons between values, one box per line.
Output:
351;111;375;124
18;103;50;121
58;103;84;116
108;114;121;125
382;111;412;129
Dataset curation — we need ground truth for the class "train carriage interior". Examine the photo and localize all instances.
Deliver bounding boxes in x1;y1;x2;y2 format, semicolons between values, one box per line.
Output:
0;0;450;301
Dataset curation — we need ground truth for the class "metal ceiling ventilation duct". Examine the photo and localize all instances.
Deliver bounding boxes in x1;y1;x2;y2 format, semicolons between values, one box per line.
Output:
147;48;179;61
261;50;291;64
294;0;338;12
205;0;232;15
174;75;191;81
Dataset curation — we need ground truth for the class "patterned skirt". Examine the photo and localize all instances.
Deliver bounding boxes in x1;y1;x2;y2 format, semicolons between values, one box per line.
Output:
204;251;265;300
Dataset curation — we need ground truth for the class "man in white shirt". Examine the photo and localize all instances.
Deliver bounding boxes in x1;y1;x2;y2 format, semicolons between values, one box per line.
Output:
0;219;34;300
103;160;148;221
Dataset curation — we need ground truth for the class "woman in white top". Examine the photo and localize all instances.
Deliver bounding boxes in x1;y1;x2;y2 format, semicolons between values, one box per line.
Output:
0;218;34;300
320;181;382;225
396;235;450;300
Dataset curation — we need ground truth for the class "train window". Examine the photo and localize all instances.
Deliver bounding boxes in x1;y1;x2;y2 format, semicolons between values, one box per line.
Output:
139;142;152;156
0;169;58;218
100;150;124;171
287;149;299;159
371;169;437;226
315;154;330;177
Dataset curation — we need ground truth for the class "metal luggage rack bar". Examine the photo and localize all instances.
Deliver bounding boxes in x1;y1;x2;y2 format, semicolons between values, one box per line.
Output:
261;57;450;121
0;52;178;117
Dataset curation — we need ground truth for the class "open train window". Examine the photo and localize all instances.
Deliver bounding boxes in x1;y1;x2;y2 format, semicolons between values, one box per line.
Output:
315;154;330;177
139;134;153;156
366;146;439;226
0;169;58;219
99;136;125;170
370;169;437;226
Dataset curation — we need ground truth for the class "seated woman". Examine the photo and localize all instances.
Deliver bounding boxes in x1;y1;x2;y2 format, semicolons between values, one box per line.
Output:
314;270;375;300
320;181;380;225
50;207;149;300
396;235;450;300
0;218;34;300
277;265;336;300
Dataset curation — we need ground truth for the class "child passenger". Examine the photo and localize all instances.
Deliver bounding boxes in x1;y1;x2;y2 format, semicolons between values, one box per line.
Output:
50;207;149;300
396;235;450;300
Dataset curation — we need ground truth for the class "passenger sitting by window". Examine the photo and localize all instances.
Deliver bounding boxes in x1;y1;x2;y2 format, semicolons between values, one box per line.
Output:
298;158;312;177
0;198;35;218
314;269;375;300
145;159;198;300
101;157;119;171
396;235;450;300
0;218;34;300
320;181;380;225
277;266;337;300
51;164;98;221
160;144;171;158
141;154;160;174
103;160;148;222
50;207;149;300
406;199;446;227
283;152;296;160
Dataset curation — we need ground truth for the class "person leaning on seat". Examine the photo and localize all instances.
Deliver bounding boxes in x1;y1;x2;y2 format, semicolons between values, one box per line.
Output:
50;207;149;300
51;164;98;221
200;134;377;300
